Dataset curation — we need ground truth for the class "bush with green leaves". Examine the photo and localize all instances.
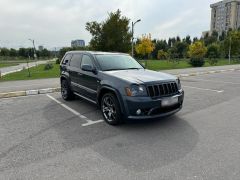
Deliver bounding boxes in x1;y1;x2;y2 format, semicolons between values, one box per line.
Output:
188;41;207;67
55;58;60;64
44;63;53;71
157;50;168;60
189;58;205;67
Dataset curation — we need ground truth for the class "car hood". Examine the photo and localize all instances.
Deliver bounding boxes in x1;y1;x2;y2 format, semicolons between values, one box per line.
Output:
103;69;176;84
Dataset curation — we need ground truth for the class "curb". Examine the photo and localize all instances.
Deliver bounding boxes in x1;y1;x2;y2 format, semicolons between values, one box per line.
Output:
0;87;60;99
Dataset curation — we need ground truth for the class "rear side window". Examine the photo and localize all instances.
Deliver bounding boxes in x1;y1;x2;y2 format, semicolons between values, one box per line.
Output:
61;54;72;65
70;54;82;68
81;55;94;68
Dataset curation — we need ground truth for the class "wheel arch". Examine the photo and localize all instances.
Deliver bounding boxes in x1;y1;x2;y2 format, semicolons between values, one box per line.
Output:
97;86;125;115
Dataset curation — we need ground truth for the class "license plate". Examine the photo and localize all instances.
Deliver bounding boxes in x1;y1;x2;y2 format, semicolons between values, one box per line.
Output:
161;96;179;107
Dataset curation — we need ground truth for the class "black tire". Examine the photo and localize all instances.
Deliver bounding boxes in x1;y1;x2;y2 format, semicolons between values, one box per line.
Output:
61;79;74;101
101;93;123;125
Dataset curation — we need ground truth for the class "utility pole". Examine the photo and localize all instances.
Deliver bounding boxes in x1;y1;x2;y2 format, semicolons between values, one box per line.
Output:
228;36;232;64
131;19;141;57
28;39;37;60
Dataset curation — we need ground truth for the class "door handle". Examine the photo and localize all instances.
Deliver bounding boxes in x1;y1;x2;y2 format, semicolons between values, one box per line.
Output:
78;72;83;76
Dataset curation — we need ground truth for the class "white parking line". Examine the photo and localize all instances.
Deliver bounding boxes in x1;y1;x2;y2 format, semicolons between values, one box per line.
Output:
183;85;224;93
46;94;104;126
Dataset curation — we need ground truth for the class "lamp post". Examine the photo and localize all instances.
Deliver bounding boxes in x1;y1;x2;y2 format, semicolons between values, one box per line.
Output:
228;36;232;64
28;39;37;60
131;19;141;57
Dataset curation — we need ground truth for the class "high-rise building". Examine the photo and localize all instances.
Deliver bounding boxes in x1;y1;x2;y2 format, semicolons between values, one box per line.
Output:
38;45;44;51
71;40;85;48
210;0;240;34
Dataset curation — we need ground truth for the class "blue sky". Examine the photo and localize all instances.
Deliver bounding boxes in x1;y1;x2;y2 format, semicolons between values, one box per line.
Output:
0;0;217;49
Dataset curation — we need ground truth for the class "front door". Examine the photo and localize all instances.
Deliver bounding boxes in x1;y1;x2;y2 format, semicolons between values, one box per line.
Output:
79;54;98;101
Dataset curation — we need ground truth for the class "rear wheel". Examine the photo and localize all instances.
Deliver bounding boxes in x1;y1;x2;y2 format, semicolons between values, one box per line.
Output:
101;93;123;125
61;79;74;100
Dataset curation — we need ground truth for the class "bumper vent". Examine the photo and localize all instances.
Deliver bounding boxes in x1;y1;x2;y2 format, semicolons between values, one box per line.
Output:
147;82;178;98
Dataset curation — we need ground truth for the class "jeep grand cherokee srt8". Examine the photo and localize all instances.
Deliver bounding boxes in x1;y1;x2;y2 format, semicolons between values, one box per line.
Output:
60;51;184;125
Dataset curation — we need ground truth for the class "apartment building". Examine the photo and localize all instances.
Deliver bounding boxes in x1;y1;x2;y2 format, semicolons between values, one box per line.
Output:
210;0;240;34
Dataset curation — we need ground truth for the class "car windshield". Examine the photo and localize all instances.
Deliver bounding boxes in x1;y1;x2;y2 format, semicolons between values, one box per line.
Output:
95;54;144;71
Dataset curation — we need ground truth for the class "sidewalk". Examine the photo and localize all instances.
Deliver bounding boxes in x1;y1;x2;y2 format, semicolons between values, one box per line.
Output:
0;78;59;93
161;64;240;75
0;60;54;76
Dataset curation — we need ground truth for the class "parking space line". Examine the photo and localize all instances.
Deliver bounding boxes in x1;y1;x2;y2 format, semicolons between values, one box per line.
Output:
46;94;104;126
183;85;224;93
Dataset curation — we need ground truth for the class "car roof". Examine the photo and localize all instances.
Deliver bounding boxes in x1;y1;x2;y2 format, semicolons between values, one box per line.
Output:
66;51;129;56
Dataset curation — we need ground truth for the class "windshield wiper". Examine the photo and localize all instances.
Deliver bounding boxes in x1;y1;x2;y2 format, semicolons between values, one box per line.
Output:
125;68;141;70
104;68;126;71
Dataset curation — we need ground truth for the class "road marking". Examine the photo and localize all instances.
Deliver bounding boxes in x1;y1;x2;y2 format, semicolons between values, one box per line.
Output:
183;85;224;93
46;94;104;126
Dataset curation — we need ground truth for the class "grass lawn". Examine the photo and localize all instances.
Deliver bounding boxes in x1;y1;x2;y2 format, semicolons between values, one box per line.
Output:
0;63;60;81
140;59;240;71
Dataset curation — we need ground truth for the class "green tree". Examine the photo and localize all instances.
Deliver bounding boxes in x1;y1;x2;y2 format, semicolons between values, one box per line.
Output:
135;34;154;59
86;10;131;52
9;48;17;57
188;41;207;67
0;48;10;56
224;30;240;58
206;43;220;65
157;50;168;60
151;40;168;59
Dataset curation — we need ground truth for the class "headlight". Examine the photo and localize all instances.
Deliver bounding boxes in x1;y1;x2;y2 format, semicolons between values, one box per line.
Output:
177;78;182;90
125;85;147;97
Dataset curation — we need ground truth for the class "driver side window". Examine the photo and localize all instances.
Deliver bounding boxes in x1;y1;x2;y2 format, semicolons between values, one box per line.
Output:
81;55;93;69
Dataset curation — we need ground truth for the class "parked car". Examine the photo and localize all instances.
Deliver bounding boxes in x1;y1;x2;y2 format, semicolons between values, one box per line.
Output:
60;51;184;125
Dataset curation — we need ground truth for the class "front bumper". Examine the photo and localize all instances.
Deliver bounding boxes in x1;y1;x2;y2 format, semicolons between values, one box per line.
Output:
122;91;184;120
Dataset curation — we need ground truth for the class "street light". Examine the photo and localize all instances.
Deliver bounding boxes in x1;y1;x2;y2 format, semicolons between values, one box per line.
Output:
28;39;37;59
132;19;141;57
228;36;232;64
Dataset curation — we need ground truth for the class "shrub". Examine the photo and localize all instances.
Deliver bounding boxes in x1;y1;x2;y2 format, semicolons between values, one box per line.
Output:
157;50;168;60
188;41;207;67
189;58;205;67
44;63;53;71
55;58;60;64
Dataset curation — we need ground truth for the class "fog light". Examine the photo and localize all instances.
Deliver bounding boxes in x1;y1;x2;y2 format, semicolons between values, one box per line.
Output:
136;109;142;115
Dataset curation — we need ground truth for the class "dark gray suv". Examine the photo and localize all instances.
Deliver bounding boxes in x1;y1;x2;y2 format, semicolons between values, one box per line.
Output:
60;51;184;125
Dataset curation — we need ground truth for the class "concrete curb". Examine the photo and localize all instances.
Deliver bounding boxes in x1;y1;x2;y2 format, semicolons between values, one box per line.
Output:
0;67;240;99
0;87;60;99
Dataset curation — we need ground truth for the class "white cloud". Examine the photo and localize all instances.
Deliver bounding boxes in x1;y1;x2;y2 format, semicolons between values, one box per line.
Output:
0;0;218;49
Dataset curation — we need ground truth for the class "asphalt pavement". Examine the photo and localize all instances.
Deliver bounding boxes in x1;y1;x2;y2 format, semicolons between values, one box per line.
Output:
0;70;240;179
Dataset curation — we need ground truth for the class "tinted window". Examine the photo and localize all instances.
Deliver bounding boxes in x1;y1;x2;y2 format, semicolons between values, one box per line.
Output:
81;55;94;68
70;54;82;68
95;55;143;71
62;54;72;65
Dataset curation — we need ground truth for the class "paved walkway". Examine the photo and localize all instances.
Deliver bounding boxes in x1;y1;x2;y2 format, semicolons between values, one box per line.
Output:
0;64;239;93
0;60;53;76
0;78;59;93
161;64;240;75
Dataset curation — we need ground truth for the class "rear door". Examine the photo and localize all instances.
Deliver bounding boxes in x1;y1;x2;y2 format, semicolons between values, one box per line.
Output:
68;53;83;93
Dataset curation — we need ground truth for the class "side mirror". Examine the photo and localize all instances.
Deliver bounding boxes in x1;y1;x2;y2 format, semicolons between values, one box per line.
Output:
82;64;97;74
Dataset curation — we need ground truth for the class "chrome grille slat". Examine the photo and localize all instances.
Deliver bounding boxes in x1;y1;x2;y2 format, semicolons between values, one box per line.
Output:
147;82;178;98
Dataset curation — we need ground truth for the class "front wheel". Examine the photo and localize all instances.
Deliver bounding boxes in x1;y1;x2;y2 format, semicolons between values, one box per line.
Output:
101;93;123;125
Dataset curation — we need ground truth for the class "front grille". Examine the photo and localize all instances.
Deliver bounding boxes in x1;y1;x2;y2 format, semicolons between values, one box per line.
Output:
147;82;178;98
